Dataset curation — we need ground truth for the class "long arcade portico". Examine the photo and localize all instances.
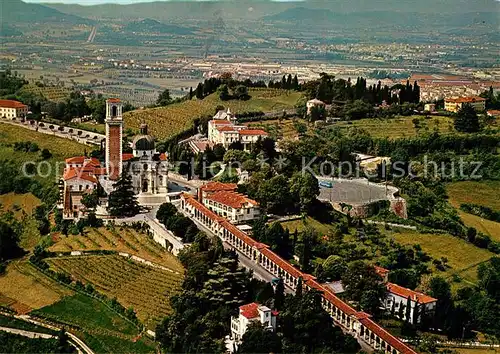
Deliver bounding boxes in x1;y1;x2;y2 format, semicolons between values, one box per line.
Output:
180;193;418;354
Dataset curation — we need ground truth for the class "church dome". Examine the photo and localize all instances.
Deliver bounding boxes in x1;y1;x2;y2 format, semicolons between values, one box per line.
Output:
132;124;155;151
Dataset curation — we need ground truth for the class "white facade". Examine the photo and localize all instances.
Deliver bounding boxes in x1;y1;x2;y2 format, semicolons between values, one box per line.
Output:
306;98;326;115
203;191;260;224
0;100;28;118
208;109;268;151
229;303;277;352
384;284;437;324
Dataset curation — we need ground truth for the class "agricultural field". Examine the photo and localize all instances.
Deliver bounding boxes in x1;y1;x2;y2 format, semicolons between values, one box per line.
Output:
0;123;88;158
124;88;302;139
0;192;41;218
33;293;155;353
49;225;184;271
387;229;495;288
19;84;71;102
446;181;500;242
333;115;455;139
453;348;499;354
0;123;89;189
0;261;74;314
46;254;183;329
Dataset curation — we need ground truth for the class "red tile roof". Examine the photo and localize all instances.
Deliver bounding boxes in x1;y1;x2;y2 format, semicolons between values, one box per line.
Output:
0;99;28;109
182;190;419;354
260;247;303;279
65;156;100;166
445;96;486;103
240;302;260;319
374;266;390;278
63;168;98;183
387;283;437;304
182;193;225;223
122;153;134;161
205;191;258;209
238;129;268;136
358;316;418;354
159;152;168;161
217;126;237;132
487;110;500;116
210;120;233;125
106;98;121;103
200;182;237;193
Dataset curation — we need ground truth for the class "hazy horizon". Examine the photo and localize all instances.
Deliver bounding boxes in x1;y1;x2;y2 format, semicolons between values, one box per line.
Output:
25;0;301;4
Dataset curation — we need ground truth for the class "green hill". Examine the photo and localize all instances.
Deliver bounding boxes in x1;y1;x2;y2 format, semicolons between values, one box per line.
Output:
3;0;91;25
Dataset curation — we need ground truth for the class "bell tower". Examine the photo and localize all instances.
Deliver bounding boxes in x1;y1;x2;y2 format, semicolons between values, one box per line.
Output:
105;98;123;181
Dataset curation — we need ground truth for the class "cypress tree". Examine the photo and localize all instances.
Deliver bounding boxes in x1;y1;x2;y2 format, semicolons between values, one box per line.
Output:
286;74;292;89
107;173;140;217
274;278;285;310
292;74;299;90
296;277;303;297
405;296;412;322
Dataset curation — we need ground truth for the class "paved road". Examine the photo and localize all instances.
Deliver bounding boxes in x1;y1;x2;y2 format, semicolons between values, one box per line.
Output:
317;178;390;205
0;119;103;146
0;326;55;339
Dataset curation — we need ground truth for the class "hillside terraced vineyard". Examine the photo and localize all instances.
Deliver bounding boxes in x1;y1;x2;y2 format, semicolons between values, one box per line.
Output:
20;84;71;102
49;226;183;271
46;255;183;329
124;88;302;139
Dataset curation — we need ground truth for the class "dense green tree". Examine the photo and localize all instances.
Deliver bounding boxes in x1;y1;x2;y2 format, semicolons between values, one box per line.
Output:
0;220;22;262
280;291;360;353
217;84;230;101
289;171;320;212
107;174;140;217
237;322;282;353
156;89;172;106
342;261;387;315
274;278;285;311
233;85;250;100
454;104;480;133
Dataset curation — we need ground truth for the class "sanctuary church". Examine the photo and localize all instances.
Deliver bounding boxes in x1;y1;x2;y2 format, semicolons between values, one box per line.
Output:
59;98;168;219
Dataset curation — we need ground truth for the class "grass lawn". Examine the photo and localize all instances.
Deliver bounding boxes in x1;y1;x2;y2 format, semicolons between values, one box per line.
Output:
0;261;74;313
387;229;494;287
447;181;500;210
33;293;155;353
46;255;183;329
124;88;302;140
446;181;500;242
280;216;336;236
333;115;455;139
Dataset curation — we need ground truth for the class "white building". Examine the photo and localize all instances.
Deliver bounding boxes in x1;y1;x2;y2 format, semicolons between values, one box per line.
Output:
207;109;268;151
60;100;169;219
384;282;437;324
203;190;260;224
0;99;28;119
229;302;277;352
306;98;326;115
127;123;168;195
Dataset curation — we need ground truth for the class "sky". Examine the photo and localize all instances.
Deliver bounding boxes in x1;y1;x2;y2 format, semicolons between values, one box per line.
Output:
25;0;300;4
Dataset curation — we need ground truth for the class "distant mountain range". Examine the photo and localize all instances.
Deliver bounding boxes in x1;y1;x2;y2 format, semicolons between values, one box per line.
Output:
2;0;91;25
1;0;498;37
